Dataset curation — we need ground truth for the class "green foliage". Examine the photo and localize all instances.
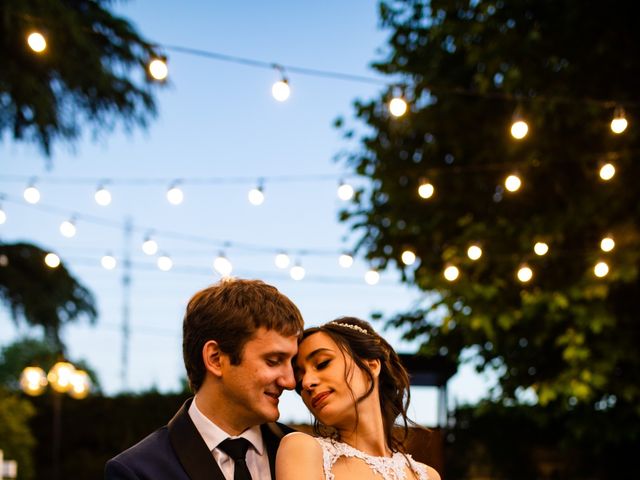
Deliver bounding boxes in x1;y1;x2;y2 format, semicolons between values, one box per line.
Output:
342;0;640;412
0;389;36;480
0;242;97;352
0;0;163;157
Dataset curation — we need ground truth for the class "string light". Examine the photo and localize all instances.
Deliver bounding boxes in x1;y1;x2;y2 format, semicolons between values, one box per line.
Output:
510;109;529;139
467;244;482;261
338;253;354;268
213;253;233;277
27;32;47;53
274;252;290;269
0;204;6;224
59;217;77;238
94;184;112;206
600;236;615;252
142;235;159;255
610;106;628;134
23;180;41;204
364;269;380;285
290;262;305;280
44;252;61;268
337;181;354;201
166;182;184;205
271;65;290;102
534;242;549;256
594;261;609;278
101;253;117;270
389;96;408;117
599;163;615;181
248;181;265;206
444;265;460;281
401;249;416;266
148;57;168;81
157;253;173;271
505;174;522;192
517;264;533;283
418;180;435;199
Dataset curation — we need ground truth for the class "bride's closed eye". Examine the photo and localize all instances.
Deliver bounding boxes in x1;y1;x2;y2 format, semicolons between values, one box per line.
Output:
316;359;330;370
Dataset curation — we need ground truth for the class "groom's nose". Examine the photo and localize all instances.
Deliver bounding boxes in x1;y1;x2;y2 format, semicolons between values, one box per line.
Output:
277;363;296;390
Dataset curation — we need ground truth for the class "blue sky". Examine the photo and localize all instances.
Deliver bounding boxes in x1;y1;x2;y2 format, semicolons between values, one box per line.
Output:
0;1;492;425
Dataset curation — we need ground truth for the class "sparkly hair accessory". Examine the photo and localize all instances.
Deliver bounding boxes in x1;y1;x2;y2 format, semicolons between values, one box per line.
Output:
331;322;370;335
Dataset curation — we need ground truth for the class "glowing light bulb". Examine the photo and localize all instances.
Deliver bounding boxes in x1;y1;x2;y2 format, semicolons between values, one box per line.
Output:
157;254;173;271
275;253;290;269
213;254;233;277
248;186;265;206
338;253;353;268
534;242;549;256
510;119;529;139
48;362;76;393
272;80;290;102
94;185;112;206
23;184;41;204
44;253;60;268
444;265;459;281
148;58;168;81
401;250;416;266
610;108;628;134
505;174;522;192
166;184;184;205
599;163;615;181
364;269;380;285
517;265;533;283
20;366;47;396
142;237;158;255
337;182;354;201
290;264;305;280
27;32;46;53
600;236;615;252
0;206;6;224
594;261;609;278
68;370;91;399
418;181;434;199
389;97;408;117
467;245;482;260
60;218;76;238
101;254;117;270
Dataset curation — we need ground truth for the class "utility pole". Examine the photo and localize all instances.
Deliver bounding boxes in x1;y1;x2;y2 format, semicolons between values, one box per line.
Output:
120;216;132;391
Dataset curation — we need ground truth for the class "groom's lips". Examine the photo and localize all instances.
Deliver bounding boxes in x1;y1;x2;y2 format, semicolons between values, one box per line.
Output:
311;391;332;409
265;391;280;404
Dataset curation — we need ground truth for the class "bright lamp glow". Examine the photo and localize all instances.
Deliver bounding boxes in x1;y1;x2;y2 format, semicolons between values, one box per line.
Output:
20;366;48;396
534;242;549;256
338;253;353;268
0;207;6;224
60;219;77;238
610;108;628;134
517;265;533;283
389;97;408;117
68;370;91;399
44;253;60;268
248;186;265;206
48;362;76;393
157;254;173;271
166;185;184;205
213;254;233;277
401;250;416;266
290;264;305;280
418;181;435;199
594;261;609;278
275;253;290;269
337;182;354;201
467;245;482;260
505;174;522;192
600;236;615;252
272;80;290;102
364;269;380;285
23;185;41;204
510;119;529;139
101;254;117;270
148;58;168;81
142;237;158;255
444;265;459;281
27;32;47;53
94;185;112;206
599;163;615;181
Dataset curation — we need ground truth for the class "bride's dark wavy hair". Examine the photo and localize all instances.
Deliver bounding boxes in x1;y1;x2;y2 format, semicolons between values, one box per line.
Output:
298;317;417;452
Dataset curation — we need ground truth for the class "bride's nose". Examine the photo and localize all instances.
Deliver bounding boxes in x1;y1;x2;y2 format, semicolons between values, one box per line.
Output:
301;371;319;392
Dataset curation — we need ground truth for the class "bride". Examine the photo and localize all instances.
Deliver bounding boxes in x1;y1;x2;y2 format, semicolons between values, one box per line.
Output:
276;317;441;480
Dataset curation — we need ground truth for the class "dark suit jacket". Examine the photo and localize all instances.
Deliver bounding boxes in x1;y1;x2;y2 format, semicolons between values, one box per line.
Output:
104;398;293;480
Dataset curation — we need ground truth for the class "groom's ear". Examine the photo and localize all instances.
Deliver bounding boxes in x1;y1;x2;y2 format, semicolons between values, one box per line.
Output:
203;340;225;377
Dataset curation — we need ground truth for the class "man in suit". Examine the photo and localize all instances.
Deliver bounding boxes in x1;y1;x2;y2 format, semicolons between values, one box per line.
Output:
105;278;304;480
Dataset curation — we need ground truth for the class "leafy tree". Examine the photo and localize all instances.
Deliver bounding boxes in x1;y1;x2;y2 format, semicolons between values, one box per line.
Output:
0;389;36;480
0;0;163;158
341;0;639;415
0;242;97;353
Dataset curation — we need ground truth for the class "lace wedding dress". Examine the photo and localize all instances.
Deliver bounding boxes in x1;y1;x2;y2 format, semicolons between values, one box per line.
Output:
314;437;430;480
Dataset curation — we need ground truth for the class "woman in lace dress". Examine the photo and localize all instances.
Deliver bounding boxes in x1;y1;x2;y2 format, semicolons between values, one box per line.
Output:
276;317;441;480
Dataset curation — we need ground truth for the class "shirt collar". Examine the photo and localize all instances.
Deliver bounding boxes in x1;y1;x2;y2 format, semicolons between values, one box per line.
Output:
188;395;265;455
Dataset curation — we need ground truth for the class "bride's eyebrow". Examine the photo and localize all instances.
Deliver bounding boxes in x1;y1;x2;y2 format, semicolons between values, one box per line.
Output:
303;348;333;362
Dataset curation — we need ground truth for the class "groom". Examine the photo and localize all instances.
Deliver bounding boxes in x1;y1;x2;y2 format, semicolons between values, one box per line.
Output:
105;278;304;480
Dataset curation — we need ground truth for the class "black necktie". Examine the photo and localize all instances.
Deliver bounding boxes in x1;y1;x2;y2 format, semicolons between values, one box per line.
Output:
218;438;253;480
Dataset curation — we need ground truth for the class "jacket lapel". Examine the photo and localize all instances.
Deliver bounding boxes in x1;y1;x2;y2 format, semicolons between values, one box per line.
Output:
168;398;226;480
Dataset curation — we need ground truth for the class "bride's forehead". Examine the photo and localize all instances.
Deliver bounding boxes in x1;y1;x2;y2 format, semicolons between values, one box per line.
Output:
299;331;338;352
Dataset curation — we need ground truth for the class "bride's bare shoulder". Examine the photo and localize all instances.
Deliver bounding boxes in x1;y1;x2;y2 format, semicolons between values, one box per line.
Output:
280;431;322;452
422;463;441;480
276;432;324;480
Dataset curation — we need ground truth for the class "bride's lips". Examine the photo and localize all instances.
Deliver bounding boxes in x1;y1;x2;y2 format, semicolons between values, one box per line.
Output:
311;391;332;409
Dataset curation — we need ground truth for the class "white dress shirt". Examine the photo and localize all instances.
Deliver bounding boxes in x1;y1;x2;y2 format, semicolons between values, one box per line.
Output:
188;396;271;480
